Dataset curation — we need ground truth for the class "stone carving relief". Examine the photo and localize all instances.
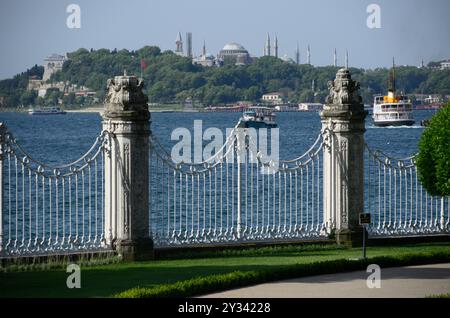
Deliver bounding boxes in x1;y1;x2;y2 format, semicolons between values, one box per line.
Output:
326;68;362;105
103;73;149;120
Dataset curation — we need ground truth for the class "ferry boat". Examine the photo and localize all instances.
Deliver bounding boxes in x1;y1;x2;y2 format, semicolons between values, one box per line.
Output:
238;107;277;128
28;107;67;115
372;60;414;127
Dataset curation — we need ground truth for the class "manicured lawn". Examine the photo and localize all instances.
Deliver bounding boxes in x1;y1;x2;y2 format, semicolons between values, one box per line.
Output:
1;243;450;298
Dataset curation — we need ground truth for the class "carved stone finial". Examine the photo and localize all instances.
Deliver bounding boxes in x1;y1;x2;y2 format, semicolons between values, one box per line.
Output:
103;74;149;120
325;68;362;106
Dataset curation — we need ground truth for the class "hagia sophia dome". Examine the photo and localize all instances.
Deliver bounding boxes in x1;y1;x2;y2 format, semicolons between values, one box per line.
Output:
218;42;252;65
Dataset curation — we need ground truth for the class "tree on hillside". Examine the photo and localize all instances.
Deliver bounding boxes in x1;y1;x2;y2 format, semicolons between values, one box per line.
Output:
299;90;314;103
417;101;450;196
20;90;37;106
46;89;61;106
62;92;76;105
427;61;441;68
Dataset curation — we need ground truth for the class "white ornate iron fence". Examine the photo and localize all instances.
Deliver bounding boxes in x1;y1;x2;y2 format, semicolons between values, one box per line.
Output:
149;128;328;247
0;124;111;256
2;121;449;257
364;144;450;236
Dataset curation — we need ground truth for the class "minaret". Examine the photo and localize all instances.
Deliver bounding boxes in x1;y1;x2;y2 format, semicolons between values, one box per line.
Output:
175;32;183;55
345;50;349;69
307;45;311;65
264;33;271;56
186;32;193;58
274;36;278;58
333;48;337;67
295;42;300;64
202;40;206;56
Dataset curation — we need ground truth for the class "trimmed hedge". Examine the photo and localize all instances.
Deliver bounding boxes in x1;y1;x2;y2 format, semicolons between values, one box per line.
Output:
156;243;343;260
113;251;450;298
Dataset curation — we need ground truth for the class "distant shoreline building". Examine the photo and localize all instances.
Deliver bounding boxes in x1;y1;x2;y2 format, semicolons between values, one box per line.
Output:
298;103;323;112
174;32;192;58
42;53;67;81
27;53;96;101
218;42;252;65
281;53;295;64
175;33;309;67
192;41;217;67
441;60;450;70
175;32;184;56
262;92;286;105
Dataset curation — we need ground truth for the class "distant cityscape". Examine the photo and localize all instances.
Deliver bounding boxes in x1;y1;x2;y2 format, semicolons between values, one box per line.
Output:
1;32;449;110
174;31;450;71
179;31;339;67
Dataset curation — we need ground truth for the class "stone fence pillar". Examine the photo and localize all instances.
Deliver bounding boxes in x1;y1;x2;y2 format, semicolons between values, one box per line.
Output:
102;73;153;260
320;68;367;246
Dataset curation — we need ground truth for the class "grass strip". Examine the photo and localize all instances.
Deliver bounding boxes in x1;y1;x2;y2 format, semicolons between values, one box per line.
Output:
114;251;450;298
426;294;450;298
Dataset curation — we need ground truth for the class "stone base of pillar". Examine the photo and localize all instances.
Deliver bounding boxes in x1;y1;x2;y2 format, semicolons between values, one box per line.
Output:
336;228;364;248
116;239;154;261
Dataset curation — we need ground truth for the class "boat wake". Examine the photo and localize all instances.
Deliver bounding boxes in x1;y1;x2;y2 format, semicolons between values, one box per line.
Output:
367;125;424;129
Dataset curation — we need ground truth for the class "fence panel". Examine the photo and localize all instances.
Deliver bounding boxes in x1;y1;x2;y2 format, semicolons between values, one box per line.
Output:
3;121;449;257
149;129;327;247
0;125;110;256
364;145;450;236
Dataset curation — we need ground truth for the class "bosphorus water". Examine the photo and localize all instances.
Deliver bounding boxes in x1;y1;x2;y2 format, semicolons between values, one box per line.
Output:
0;110;434;165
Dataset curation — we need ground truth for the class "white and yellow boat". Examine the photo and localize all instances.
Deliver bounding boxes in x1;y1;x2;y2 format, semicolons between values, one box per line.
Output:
372;60;414;127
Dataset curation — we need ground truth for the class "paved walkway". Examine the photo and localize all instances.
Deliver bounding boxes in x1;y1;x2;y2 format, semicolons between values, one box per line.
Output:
201;263;450;298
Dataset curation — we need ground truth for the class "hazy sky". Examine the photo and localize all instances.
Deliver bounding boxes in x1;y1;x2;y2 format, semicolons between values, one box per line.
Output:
1;0;449;79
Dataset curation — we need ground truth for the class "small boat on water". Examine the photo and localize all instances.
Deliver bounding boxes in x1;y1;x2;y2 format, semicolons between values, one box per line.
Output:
372;59;414;127
238;107;278;128
28;107;67;115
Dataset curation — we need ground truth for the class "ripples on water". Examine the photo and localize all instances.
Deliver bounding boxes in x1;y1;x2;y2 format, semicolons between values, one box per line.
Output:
0;110;433;163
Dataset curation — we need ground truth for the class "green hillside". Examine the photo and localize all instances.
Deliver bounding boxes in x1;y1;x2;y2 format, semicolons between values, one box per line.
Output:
1;45;450;108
